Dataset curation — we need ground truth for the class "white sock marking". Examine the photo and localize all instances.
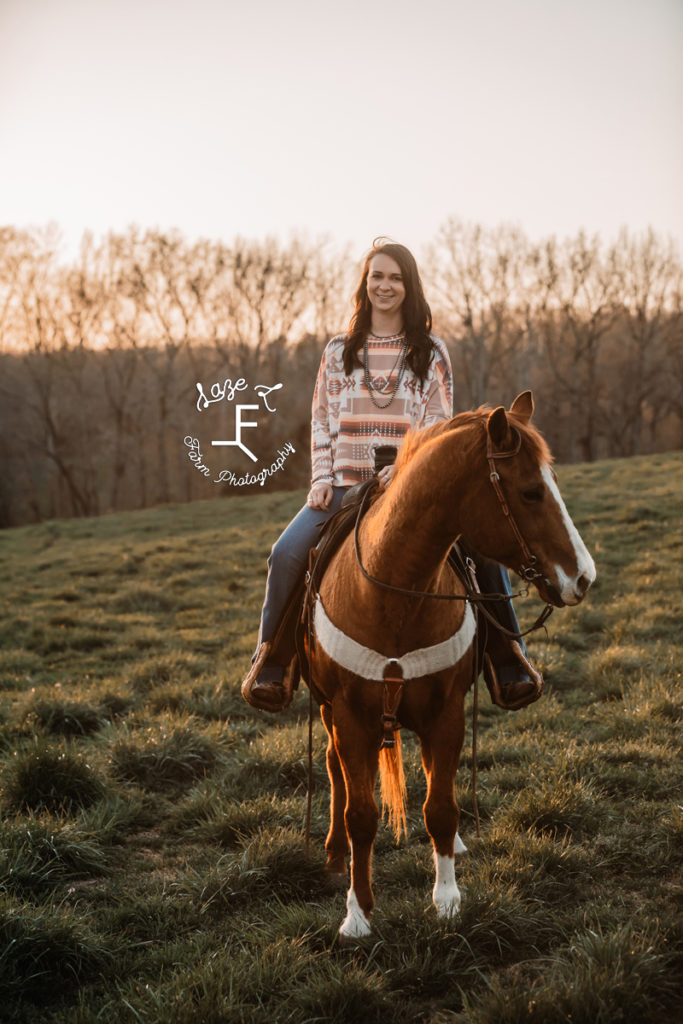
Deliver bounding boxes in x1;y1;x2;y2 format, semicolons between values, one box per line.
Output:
339;887;372;939
432;852;461;917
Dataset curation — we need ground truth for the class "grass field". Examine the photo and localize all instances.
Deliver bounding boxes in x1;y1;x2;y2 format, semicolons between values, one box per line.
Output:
0;452;682;1023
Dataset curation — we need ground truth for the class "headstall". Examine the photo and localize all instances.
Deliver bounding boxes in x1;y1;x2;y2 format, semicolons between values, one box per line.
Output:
485;427;546;584
351;426;554;633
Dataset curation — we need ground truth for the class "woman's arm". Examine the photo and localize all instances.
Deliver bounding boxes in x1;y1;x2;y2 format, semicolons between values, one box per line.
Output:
422;337;453;426
310;344;335;503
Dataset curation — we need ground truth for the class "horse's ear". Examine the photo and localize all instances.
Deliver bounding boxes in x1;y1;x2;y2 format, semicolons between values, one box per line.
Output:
510;390;534;424
487;406;510;449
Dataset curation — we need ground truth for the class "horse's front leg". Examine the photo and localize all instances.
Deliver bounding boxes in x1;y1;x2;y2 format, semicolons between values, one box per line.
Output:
419;710;467;919
333;700;381;941
320;702;349;879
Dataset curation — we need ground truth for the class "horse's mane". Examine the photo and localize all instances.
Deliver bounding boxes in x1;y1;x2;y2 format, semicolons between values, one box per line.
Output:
394;405;553;477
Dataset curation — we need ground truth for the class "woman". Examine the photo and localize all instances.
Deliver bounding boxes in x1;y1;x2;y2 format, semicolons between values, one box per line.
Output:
242;239;540;712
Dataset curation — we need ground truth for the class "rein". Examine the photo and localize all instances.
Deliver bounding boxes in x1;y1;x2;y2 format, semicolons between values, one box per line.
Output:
352;459;554;638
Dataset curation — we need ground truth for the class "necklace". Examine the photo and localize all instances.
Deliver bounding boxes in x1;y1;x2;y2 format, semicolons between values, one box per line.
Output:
363;336;408;409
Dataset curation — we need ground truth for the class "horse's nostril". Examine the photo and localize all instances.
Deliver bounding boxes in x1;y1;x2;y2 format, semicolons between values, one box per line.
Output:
577;573;591;596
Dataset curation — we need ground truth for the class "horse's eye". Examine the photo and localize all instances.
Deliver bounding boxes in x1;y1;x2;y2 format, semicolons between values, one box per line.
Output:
521;485;545;503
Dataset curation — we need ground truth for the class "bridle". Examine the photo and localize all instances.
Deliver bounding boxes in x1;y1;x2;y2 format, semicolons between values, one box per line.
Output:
486;427;548;585
352;426;554;634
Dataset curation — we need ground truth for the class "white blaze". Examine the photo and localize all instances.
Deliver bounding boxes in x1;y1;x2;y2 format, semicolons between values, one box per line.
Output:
541;464;596;603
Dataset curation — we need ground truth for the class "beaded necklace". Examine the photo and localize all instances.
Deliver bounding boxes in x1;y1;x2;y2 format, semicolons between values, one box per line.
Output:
362;335;409;410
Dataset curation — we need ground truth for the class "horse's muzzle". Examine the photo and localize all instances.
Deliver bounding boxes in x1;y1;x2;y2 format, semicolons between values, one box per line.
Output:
537;578;566;607
537;570;594;608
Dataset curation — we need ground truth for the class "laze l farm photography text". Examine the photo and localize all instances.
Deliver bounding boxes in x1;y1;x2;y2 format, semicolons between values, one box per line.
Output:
184;373;296;485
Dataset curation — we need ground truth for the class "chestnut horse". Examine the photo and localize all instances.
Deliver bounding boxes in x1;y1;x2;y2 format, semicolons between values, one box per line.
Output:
307;392;596;940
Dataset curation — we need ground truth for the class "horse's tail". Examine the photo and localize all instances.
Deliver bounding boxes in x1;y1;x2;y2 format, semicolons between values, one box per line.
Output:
379;734;407;843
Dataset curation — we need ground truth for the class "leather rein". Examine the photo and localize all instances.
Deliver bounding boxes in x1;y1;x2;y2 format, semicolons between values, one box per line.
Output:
352;427;554;637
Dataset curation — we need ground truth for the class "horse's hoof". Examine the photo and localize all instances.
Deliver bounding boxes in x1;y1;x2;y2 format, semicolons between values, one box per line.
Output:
338;928;372;947
434;896;461;919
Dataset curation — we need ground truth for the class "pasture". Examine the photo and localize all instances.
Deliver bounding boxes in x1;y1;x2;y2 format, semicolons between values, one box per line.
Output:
0;452;681;1023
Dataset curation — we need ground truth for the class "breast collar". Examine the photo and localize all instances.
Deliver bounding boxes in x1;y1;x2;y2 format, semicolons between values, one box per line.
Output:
312;594;476;682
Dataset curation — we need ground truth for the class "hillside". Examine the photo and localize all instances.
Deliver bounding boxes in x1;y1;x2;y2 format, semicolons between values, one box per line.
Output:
0;452;681;1023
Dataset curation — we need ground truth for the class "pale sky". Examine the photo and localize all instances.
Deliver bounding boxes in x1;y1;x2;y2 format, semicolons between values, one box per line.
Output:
1;0;681;262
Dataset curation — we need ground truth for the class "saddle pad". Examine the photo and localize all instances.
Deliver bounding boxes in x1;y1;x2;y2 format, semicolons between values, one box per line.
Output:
270;480;380;674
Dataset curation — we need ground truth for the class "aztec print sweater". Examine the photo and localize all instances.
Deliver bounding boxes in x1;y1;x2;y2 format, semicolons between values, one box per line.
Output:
311;332;453;487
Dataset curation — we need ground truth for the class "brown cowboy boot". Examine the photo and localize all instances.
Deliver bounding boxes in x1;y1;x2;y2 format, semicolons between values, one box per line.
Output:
241;642;297;712
483;640;543;711
458;544;543;711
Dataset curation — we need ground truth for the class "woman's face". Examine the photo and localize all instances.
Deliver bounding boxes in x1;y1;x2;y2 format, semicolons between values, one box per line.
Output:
366;253;406;319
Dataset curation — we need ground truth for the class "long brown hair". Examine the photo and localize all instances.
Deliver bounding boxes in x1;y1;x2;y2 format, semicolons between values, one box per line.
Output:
343;238;434;383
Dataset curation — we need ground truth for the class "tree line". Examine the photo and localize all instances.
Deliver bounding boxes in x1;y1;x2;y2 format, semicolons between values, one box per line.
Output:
0;220;680;527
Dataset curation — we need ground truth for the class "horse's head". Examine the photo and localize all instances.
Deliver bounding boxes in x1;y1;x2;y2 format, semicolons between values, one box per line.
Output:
469;391;596;607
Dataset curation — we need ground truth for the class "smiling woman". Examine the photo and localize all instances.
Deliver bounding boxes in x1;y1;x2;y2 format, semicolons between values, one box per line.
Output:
241;238;545;715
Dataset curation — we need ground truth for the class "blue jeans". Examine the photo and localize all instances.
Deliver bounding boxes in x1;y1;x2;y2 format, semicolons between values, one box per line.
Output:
256;486;348;650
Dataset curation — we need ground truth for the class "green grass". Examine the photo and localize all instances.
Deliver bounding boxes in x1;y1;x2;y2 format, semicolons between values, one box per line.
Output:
0;453;681;1022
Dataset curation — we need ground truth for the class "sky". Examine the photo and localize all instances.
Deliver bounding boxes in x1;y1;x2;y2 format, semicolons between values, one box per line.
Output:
1;0;681;263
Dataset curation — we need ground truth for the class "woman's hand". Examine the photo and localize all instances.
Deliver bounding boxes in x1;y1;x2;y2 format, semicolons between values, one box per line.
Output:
377;465;394;488
307;483;333;510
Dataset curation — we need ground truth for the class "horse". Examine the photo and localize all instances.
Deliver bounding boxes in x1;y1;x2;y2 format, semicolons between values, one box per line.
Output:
305;391;596;940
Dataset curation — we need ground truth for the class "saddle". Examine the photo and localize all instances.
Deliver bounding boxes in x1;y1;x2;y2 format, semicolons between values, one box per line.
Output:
260;479;381;708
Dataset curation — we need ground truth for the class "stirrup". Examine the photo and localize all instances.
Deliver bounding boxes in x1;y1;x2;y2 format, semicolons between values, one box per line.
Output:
241;642;297;712
483;640;544;711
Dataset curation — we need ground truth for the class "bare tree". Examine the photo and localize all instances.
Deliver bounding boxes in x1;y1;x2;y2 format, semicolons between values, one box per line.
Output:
110;229;207;503
425;219;533;409
536;231;620;461
227;236;313;369
3;231;103;516
603;229;683;453
0;220;679;525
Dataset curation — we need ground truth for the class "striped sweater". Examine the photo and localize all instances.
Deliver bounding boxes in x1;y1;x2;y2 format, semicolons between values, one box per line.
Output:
311;332;453;487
